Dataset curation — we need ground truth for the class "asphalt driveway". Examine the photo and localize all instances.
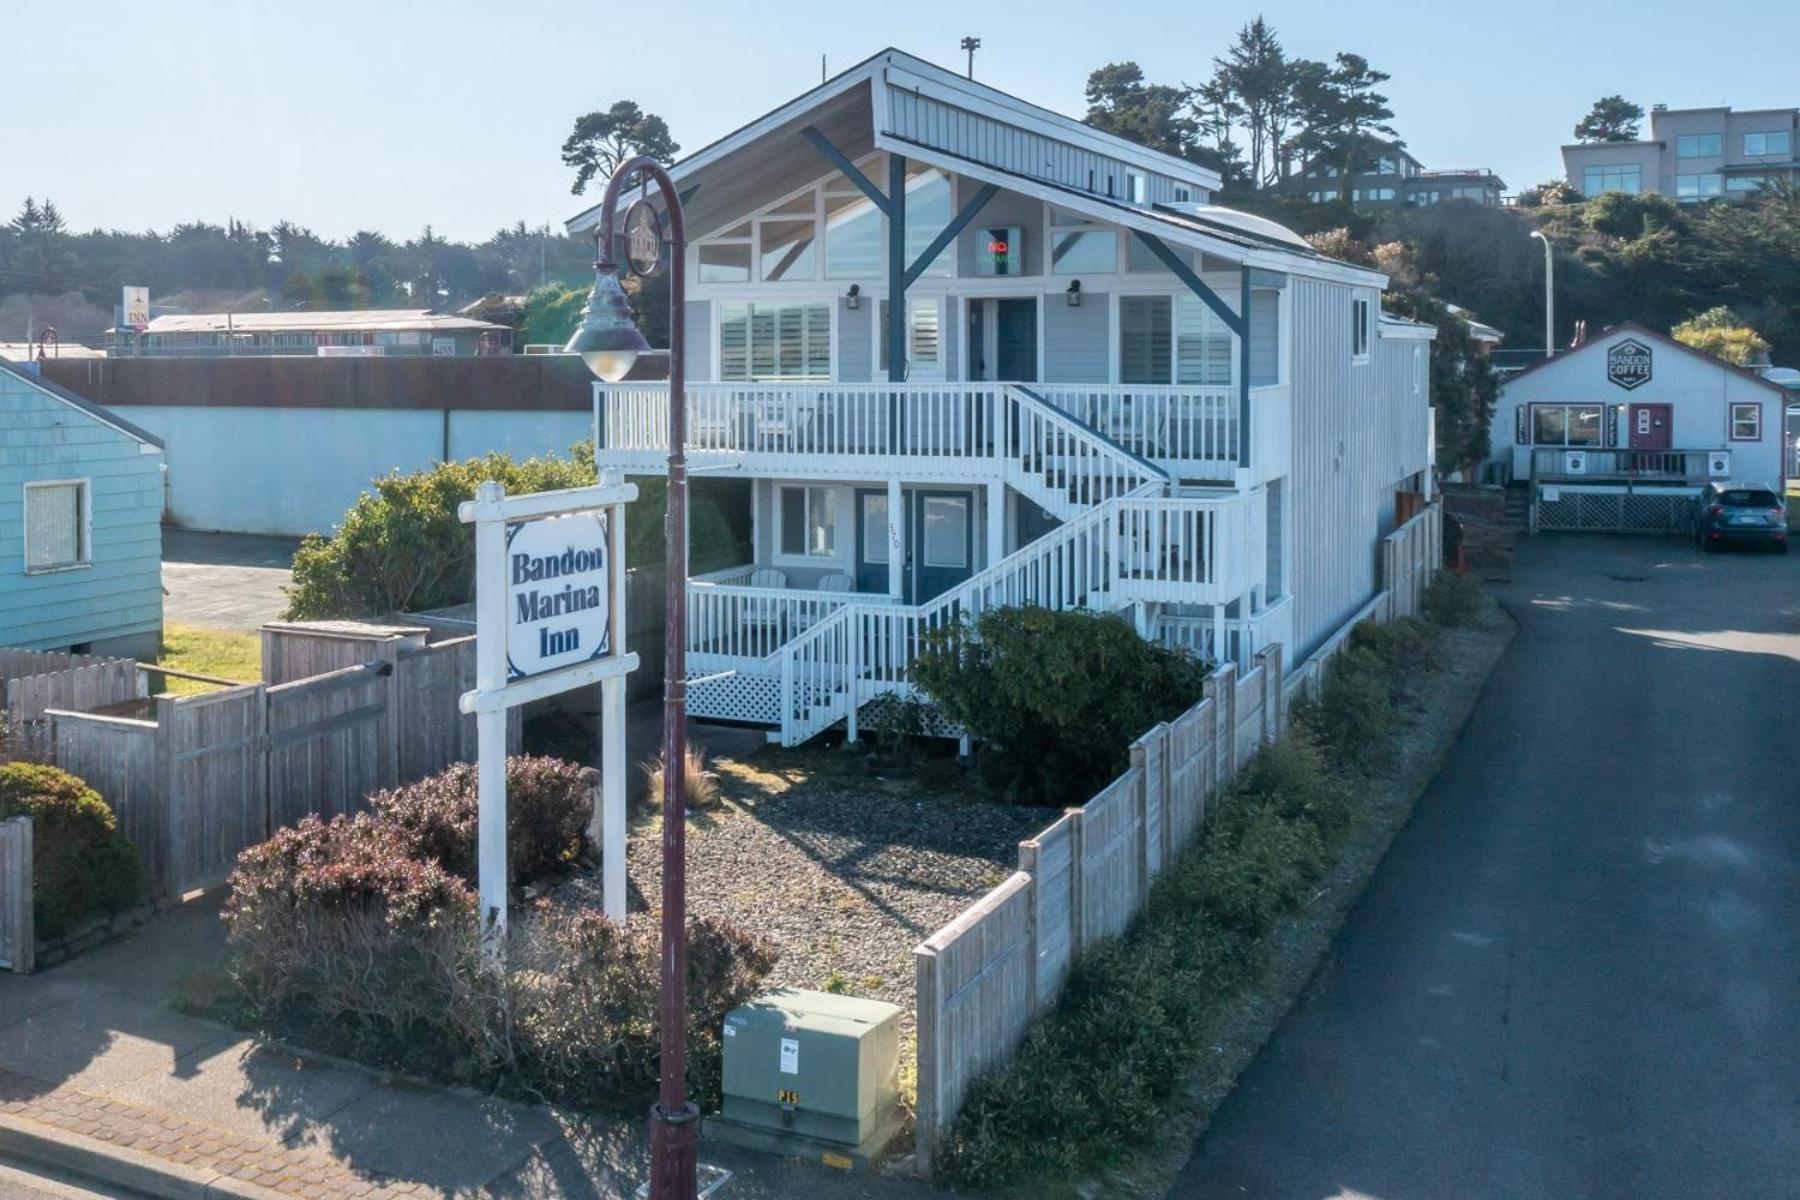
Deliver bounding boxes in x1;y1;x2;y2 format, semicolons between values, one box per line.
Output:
1169;534;1800;1200
160;529;300;631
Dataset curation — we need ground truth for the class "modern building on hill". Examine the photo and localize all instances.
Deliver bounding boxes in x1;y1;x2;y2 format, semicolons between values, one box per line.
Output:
0;358;164;658
568;46;1437;747
1563;105;1798;202
1279;145;1505;209
112;309;513;357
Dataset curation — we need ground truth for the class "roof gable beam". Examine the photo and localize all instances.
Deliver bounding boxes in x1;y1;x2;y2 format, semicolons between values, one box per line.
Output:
802;125;890;217
1131;231;1247;336
903;182;997;289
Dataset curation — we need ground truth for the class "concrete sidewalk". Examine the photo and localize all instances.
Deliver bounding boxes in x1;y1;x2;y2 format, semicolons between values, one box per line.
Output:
0;899;932;1200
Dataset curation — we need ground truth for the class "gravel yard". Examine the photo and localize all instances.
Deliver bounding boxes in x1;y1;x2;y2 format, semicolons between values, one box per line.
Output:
549;746;1056;1030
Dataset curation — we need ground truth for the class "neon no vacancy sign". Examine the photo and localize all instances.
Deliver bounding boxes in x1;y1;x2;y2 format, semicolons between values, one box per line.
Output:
975;226;1022;276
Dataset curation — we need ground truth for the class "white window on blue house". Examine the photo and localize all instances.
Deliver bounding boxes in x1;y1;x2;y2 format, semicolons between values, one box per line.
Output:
24;479;89;573
877;298;943;381
1118;295;1235;386
719;302;831;381
1351;297;1372;362
779;486;837;557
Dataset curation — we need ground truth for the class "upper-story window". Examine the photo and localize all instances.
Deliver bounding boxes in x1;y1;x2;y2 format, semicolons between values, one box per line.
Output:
1677;173;1724;200
718;301;831;381
1118;295;1234;387
1676;133;1722;158
1583;164;1641;195
1351;297;1371;362
1375;156;1398;175
1048;207;1118;274
696;156;954;285
1173;186;1191;203
1127;171;1148;204
1742;131;1791;157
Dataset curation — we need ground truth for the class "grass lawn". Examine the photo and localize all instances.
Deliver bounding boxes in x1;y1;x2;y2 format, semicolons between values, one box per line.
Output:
149;623;261;694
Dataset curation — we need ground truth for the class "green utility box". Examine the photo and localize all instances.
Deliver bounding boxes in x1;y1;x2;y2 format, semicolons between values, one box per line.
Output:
709;988;903;1168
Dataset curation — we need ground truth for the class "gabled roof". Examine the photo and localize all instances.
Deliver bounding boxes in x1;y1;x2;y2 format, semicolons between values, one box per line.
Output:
1500;320;1789;397
0;357;165;449
568;48;1224;237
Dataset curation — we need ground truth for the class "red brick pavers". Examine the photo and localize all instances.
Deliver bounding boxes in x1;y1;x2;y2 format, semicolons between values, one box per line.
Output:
0;1066;426;1198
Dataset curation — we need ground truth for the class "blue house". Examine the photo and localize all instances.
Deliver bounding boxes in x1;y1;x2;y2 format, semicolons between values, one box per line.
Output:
0;358;165;658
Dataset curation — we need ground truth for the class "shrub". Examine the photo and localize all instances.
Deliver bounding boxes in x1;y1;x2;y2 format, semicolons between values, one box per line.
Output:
1350;616;1442;697
639;745;722;814
369;755;594;888
934;739;1352;1189
283;447;751;620
221;812;477;1058
0;763;145;939
1423;570;1484;627
1301;643;1401;774
497;905;775;1111
913;606;1210;806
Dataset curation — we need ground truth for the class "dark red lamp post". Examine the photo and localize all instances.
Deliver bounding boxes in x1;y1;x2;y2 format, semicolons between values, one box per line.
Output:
564;157;697;1200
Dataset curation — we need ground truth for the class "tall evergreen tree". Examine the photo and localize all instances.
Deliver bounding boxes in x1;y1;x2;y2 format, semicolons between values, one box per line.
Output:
561;100;681;195
1082;62;1198;160
1573;95;1645;143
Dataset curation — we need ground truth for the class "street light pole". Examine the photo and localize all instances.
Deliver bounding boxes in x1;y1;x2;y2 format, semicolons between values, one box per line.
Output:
564;156;696;1200
1530;229;1554;359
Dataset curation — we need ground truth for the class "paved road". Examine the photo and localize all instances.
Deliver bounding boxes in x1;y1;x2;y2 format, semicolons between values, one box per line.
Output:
1170;535;1800;1200
161;529;300;631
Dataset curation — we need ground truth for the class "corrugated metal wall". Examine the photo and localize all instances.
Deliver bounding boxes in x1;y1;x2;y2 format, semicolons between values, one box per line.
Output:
1287;279;1430;657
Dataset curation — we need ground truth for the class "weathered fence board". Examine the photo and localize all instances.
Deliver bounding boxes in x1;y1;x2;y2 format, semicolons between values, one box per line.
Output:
1;652;141;761
1234;664;1266;767
1017;812;1078;1008
266;663;392;830
1077;769;1143;947
49;711;160;884
914;871;1037;1168
161;686;267;894
0;817;31;974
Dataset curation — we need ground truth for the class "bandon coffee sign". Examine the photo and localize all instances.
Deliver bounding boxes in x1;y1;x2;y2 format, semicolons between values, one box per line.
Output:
1606;338;1653;391
505;512;611;680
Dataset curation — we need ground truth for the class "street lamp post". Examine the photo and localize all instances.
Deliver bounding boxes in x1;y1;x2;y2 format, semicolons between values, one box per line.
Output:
563;157;697;1200
1530;229;1554;359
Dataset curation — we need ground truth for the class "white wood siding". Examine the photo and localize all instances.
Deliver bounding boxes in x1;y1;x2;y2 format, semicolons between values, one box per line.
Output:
1043;292;1110;383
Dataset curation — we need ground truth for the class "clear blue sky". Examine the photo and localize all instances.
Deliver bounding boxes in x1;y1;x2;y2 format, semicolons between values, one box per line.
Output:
9;0;1795;243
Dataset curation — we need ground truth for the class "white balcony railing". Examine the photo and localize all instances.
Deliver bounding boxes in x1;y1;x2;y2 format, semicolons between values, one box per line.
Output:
597;381;1262;481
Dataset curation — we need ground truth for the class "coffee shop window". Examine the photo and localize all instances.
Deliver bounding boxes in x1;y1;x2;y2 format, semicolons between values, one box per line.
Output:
1531;404;1603;446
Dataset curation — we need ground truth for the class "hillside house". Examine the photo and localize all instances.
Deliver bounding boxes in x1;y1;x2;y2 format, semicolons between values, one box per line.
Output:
0;358;165;658
568;48;1435;745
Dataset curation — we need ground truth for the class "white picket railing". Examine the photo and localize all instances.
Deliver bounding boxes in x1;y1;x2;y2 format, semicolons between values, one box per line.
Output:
1026;383;1239;471
597;381;1238;492
687;581;891;665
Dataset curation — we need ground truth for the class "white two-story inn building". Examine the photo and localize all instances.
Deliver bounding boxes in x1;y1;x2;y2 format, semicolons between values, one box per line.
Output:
568;49;1435;744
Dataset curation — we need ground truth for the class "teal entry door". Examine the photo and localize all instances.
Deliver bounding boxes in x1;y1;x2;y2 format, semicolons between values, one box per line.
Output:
909;490;974;603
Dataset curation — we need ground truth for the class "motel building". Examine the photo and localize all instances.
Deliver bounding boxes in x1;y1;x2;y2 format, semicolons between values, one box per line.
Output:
1486;322;1788;533
568;48;1435;745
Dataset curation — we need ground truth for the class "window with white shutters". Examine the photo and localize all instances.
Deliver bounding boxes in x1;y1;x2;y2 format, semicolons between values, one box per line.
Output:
718;302;831;382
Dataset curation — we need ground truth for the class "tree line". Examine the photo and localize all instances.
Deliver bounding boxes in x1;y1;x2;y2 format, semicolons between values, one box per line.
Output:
0;198;603;342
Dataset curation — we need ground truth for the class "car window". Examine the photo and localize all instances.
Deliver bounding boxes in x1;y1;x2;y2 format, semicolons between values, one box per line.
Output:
1720;490;1777;507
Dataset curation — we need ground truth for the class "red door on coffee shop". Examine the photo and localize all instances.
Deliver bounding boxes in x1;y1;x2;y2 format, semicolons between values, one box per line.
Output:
1629;403;1672;449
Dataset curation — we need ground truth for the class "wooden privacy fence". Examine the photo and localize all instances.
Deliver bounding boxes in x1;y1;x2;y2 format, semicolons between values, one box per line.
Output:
915;501;1444;1166
915;648;1282;1164
0;817;31;974
46;630;490;898
0;649;142;761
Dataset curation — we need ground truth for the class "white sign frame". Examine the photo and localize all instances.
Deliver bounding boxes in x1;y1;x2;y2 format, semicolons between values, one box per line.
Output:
459;477;639;945
122;286;150;331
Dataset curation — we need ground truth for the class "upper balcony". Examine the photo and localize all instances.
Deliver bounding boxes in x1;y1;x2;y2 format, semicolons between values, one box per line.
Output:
593;380;1290;489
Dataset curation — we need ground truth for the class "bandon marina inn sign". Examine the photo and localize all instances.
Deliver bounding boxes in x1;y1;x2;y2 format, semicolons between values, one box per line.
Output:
505;512;611;680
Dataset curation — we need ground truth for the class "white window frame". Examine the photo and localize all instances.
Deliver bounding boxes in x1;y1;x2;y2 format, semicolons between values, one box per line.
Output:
1729;402;1762;442
1351;297;1372;363
776;485;838;561
23;478;92;575
1676;133;1722;159
1742;130;1790;158
713;299;837;383
1045;206;1122;275
873;295;946;383
1111;292;1239;389
1583;164;1641;196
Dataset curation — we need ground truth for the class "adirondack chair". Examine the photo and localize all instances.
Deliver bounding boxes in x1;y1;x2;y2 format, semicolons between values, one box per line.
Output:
743;568;789;651
816;572;855;593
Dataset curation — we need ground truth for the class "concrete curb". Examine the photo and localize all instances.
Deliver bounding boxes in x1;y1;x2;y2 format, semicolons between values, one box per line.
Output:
0;1111;291;1200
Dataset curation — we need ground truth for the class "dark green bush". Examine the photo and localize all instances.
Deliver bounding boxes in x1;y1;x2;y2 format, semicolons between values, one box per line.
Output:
912;606;1210;806
369;755;594;888
1350;616;1442;697
283;447;751;620
935;734;1345;1189
0;762;145;939
1423;570;1484;627
1300;642;1401;774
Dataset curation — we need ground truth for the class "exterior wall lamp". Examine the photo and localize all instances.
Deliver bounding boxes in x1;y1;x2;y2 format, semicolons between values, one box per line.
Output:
846;283;861;310
1066;279;1082;307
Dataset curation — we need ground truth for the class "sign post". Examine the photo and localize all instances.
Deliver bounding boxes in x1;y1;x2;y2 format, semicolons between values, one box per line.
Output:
459;476;639;950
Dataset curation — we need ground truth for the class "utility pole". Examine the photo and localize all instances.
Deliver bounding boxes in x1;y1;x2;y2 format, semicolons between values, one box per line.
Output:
960;35;980;79
1530;230;1554;358
821;53;827;84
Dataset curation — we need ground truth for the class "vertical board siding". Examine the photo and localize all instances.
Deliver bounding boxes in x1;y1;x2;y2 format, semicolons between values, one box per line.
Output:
1249;290;1280;386
1041;292;1110;383
913;522;1436;1169
0;817;32;973
0;654;142;761
50;711;160;884
1;372;164;652
160;686;267;893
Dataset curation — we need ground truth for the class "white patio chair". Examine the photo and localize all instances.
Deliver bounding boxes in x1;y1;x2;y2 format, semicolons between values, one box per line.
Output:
748;568;788;589
743;568;790;652
816;572;855;593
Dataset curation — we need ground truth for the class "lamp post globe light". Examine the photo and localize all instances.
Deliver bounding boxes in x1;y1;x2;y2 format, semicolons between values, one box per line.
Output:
566;157;698;1200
